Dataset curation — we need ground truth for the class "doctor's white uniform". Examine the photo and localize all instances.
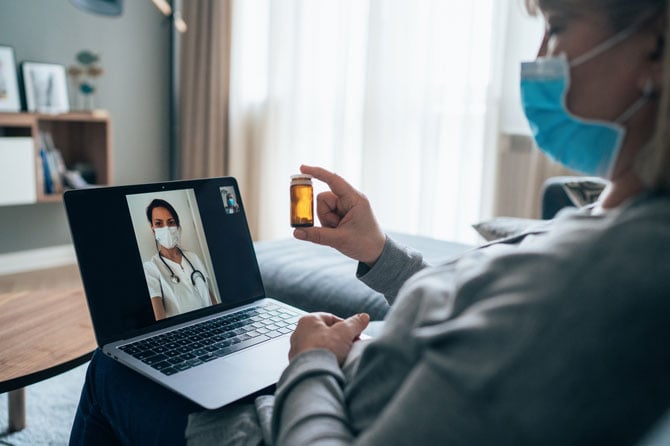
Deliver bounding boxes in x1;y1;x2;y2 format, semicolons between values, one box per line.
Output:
143;250;211;318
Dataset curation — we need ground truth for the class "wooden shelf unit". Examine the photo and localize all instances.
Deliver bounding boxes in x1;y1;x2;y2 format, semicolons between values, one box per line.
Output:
0;111;112;203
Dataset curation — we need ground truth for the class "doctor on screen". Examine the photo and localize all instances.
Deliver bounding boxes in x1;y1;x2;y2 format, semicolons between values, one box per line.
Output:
143;199;217;320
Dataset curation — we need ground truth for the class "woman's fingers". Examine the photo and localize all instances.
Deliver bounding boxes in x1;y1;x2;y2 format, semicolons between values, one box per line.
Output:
294;165;386;265
316;192;342;227
289;312;369;364
293;226;345;248
300;165;358;198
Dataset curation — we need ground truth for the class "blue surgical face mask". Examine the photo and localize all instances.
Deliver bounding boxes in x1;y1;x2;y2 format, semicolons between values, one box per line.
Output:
520;25;653;178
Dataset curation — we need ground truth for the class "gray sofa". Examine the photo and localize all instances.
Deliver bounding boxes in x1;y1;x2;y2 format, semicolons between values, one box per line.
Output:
255;233;472;320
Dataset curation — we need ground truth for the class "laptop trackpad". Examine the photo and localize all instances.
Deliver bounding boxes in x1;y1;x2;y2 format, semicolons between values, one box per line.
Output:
179;336;290;409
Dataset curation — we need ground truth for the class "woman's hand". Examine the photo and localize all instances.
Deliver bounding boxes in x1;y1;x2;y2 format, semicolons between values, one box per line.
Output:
288;312;370;365
293;165;386;266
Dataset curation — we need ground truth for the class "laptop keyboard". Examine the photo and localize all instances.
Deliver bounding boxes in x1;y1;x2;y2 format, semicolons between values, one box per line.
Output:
118;303;300;376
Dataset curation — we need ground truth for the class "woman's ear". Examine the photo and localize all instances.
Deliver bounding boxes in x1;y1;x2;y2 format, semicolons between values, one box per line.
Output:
643;16;666;92
650;33;664;61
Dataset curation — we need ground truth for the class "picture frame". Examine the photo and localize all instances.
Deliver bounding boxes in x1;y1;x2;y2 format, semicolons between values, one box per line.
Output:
21;61;70;114
0;45;21;112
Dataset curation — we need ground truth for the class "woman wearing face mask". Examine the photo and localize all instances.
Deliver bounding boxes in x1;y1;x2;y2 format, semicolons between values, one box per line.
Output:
143;199;217;320
224;193;239;214
70;0;670;444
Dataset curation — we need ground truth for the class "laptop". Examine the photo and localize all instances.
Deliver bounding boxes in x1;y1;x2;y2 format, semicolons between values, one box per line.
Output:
64;177;305;409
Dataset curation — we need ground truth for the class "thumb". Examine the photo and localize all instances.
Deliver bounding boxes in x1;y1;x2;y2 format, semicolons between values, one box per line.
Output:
293;226;342;248
338;313;370;339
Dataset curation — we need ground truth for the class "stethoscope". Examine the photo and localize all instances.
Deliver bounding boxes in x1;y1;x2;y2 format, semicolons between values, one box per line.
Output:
158;247;206;286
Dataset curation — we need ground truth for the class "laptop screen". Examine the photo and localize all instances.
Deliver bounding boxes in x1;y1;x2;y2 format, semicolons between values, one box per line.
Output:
65;177;266;346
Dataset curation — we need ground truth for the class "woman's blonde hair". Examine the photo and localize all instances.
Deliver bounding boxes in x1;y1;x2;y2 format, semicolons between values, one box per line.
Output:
642;5;670;192
525;0;670;192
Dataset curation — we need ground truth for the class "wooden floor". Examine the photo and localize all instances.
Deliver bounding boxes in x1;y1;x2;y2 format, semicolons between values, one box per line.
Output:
0;264;82;293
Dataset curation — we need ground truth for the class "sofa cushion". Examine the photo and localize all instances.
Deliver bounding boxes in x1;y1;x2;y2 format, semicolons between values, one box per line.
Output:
472;217;548;242
541;176;608;219
254;233;472;320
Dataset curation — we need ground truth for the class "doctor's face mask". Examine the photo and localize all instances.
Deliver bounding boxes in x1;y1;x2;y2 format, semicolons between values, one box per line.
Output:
520;22;654;178
154;226;181;249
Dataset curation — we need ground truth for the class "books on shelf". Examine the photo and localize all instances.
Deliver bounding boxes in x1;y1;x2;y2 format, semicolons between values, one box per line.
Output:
38;130;97;194
0;112;108;204
38;130;64;195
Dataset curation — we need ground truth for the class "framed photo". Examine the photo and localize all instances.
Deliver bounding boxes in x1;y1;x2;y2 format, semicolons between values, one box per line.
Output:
0;46;21;112
22;62;70;113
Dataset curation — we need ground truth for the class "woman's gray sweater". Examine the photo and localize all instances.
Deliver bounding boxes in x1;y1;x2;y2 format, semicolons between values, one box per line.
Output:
186;194;670;445
271;194;670;445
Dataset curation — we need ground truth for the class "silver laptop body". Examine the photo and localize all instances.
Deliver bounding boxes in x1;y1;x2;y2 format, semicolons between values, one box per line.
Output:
65;177;304;409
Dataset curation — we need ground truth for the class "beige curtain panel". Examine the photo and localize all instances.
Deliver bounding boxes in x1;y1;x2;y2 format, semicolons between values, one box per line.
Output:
179;0;232;179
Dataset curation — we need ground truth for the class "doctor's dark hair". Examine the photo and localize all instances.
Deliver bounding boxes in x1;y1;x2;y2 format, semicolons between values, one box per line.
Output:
525;0;670;192
146;199;181;227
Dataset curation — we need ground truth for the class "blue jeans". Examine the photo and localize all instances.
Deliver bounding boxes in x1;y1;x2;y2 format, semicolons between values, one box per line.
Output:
69;349;202;445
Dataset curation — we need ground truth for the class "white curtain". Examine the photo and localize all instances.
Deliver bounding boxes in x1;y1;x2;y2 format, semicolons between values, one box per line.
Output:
228;0;507;243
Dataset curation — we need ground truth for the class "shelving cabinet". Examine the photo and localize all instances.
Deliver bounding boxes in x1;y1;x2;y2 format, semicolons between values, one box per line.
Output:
0;112;112;205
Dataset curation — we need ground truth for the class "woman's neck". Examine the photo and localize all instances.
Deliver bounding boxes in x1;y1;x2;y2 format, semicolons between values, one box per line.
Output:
598;94;657;209
597;170;646;209
160;246;182;263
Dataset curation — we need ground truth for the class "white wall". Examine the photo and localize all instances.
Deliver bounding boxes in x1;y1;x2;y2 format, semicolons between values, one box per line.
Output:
498;0;544;135
0;0;171;254
493;1;546;218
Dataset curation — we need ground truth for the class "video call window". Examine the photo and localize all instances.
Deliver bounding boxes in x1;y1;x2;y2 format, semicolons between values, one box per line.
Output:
220;186;240;214
126;189;221;321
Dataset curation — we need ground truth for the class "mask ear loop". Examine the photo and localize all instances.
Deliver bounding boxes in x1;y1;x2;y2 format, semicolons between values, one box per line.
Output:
571;25;640;67
616;79;655;124
570;8;663;68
